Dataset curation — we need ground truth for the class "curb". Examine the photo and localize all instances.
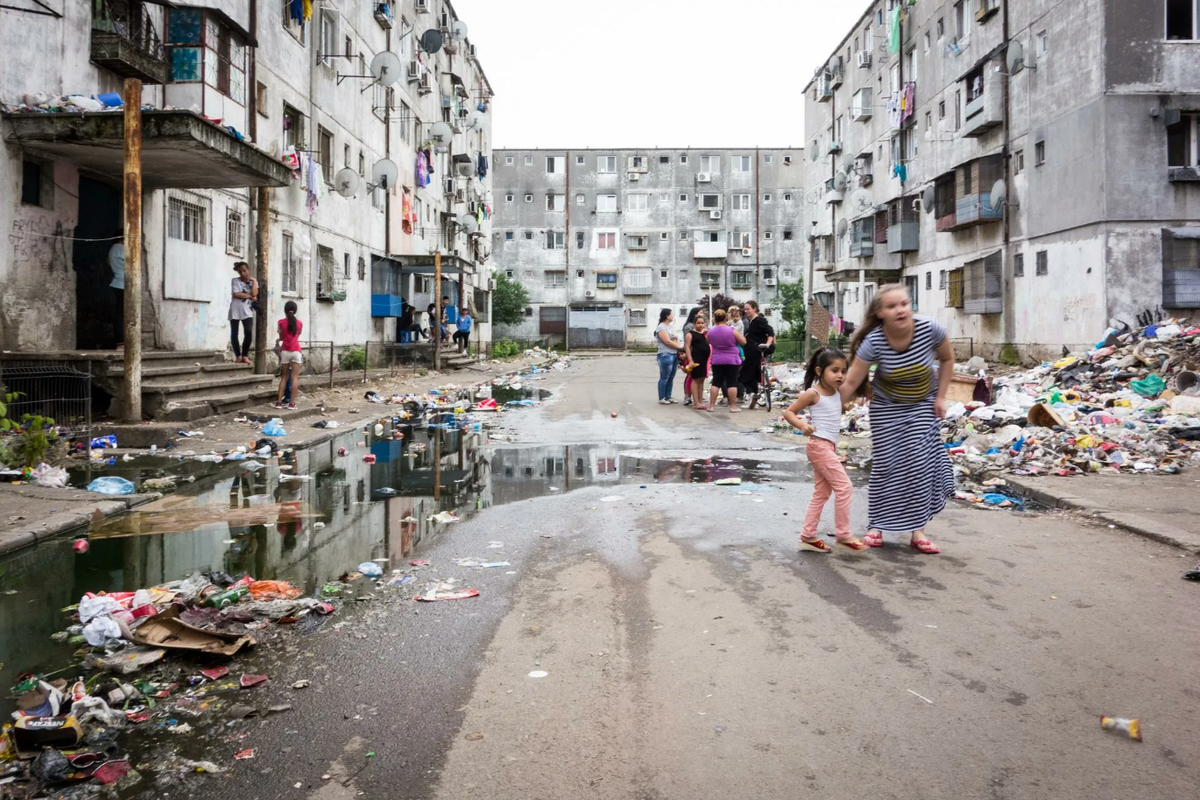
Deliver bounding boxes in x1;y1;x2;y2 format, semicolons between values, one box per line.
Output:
0;492;161;558
1006;477;1200;555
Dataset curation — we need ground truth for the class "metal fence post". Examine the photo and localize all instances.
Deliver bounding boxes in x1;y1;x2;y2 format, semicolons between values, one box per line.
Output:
329;342;334;389
363;342;370;384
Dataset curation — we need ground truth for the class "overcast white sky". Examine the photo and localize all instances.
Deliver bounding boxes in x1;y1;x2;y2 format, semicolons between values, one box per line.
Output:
451;0;869;149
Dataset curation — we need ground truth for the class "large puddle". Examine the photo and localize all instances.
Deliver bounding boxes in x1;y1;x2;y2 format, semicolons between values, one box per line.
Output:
0;412;809;707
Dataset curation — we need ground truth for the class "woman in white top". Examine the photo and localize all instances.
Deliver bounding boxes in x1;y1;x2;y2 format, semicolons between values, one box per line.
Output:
654;308;684;404
229;262;258;364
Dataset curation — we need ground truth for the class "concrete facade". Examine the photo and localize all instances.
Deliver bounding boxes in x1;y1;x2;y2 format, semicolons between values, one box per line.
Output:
802;0;1200;362
491;148;805;348
1;0;494;357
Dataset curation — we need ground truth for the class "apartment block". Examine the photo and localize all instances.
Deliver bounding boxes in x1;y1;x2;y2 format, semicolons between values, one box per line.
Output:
802;0;1200;360
491;148;805;348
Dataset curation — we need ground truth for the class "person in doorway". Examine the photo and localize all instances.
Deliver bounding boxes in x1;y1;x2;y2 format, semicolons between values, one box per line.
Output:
229;262;258;364
681;307;701;405
274;301;303;411
740;300;776;407
108;242;125;348
685;313;710;410
706;309;747;412
784;348;868;553
655;308;684;404
454;308;473;353
839;284;955;554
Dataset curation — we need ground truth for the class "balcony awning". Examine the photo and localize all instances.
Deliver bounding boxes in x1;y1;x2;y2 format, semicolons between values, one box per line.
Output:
1166;227;1200;239
391;253;473;276
2;110;290;189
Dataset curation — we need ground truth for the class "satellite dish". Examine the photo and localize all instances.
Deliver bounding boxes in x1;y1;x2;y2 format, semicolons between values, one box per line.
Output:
420;29;443;54
831;173;848;192
806;232;817;242
429;121;453;144
370;52;402;86
851;189;873;212
989;179;1009;213
450;20;469;40
334;168;361;198
456;214;479;235
466;111;484;131
843;161;856;176
836;218;848;237
372;158;399;191
921;185;936;212
1006;39;1026;74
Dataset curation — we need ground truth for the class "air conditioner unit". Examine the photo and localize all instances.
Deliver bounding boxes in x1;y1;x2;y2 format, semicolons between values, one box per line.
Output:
454;188;466;203
697;172;713;183
417;73;432;94
764;278;777;286
585;290;595;298
741;247;753;257
629;173;640;181
487;278;496;291
857;50;872;69
443;176;455;195
709;210;723;220
415;0;429;12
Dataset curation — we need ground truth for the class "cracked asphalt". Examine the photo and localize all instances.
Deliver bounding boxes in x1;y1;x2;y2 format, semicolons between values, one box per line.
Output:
176;355;1200;800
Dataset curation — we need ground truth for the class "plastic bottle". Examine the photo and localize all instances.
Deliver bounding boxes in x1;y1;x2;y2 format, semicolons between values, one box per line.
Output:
204;586;249;608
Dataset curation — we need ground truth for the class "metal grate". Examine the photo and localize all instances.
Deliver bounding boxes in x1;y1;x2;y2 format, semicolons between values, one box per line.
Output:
964;251;1003;314
0;363;92;442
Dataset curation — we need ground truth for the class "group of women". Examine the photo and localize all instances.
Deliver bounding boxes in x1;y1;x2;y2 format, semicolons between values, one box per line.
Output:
655;301;775;412
657;284;956;554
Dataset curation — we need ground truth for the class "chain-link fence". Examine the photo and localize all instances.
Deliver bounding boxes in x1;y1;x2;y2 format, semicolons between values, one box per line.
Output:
0;362;92;451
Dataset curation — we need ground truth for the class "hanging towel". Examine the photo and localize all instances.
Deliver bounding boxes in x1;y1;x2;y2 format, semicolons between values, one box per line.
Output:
476;153;488;178
416;151;429;188
888;6;901;53
402;191;414;235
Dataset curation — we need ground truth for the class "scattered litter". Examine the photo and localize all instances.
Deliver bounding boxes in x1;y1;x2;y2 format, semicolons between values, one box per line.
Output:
528;670;548;678
600;496;622;502
87;476;135;495
429;511;459;524
414;584;480;602
1100;716;1142;741
714;478;742;486
234;748;256;760
465;731;484;741
357;562;384;578
239;674;268;688
261;418;286;437
31;463;70;489
907;689;934;705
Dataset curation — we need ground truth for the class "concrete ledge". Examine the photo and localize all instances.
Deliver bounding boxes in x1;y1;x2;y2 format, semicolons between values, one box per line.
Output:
1006;477;1200;555
0;487;161;558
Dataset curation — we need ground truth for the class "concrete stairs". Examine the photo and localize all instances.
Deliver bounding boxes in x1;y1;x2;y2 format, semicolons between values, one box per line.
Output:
442;352;479;370
97;350;276;421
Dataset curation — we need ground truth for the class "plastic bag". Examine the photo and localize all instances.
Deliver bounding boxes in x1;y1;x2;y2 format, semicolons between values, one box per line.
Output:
248;580;303;600
83;616;124;646
79;594;124;623
87;476;135;495
31;463;70;488
1130;374;1166;398
90;434;118;449
357;562;383;578
262;418;286;437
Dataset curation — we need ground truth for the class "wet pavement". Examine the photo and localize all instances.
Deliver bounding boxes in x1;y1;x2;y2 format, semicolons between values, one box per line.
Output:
3;354;1199;799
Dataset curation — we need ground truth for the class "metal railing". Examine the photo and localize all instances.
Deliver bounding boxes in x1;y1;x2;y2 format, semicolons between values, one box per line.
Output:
0;363;92;453
93;0;165;62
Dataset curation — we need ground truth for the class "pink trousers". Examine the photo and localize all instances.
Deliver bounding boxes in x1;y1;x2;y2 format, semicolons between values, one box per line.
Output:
802;437;854;542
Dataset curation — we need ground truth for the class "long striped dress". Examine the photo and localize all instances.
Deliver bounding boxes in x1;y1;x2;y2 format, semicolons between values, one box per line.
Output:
856;316;956;532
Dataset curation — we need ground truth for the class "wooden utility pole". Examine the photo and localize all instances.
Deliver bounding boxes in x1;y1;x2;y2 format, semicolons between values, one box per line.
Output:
433;250;442;371
121;78;144;422
254;186;271;372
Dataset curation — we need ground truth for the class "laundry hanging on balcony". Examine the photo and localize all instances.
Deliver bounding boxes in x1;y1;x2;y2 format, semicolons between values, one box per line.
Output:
402;190;415;235
476;153;488;178
888;6;901;53
892;163;907;183
416;151;431;188
887;93;902;128
299;152;321;214
289;0;313;24
900;82;917;125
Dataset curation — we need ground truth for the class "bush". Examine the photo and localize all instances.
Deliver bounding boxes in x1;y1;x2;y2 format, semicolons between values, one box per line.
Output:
15;415;56;469
492;339;521;359
340;345;366;371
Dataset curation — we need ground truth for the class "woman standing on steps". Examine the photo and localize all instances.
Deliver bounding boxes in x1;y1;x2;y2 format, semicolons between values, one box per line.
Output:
839;285;955;554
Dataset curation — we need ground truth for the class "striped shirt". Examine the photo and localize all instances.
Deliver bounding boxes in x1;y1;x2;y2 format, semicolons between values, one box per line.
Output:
856;316;947;404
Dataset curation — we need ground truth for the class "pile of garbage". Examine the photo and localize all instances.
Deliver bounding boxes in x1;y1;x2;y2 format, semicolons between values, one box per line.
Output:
1;572;334;795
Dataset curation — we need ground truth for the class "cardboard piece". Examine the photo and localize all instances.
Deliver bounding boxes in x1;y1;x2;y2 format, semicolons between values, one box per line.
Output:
131;607;255;656
1027;403;1066;428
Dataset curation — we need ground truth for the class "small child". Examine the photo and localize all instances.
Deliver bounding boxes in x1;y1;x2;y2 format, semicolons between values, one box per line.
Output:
274;301;302;411
783;348;868;553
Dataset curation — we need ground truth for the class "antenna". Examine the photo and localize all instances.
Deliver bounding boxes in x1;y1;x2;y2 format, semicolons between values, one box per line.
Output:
921;185;936;212
371;159;399;191
370;52;403;86
1006;39;1036;74
334;168;361;198
420;29;444;54
831;173;848;192
836;218;848;237
429;121;453;145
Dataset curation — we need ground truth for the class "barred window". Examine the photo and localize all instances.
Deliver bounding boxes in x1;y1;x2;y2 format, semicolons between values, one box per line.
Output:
281;231;298;294
168;195;209;244
225;209;244;256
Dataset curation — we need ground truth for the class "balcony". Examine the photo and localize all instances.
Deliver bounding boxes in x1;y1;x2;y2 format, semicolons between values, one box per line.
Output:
849;240;874;258
887;221;920;252
1169;166;1200;182
961;90;1002;138
952;192;1003;229
694;241;728;259
91;0;168;85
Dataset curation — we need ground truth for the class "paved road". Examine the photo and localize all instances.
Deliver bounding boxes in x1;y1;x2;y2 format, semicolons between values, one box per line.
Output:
203;355;1200;800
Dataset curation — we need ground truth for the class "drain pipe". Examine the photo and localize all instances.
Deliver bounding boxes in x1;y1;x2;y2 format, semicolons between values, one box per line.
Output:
1001;0;1016;350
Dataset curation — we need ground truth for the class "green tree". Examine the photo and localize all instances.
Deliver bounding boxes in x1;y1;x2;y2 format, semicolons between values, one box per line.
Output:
773;277;806;337
493;273;531;326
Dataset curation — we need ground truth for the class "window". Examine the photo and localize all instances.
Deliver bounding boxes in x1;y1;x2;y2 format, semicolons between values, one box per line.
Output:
699;194;721;209
524;156;533;166
734;231;752;249
764;231;774;240
679;230;689;240
937;17;944;38
627;234;649;249
597;272;618;289
525;193;534;203
597;194;617;212
939;269;947;289
165;9;246;101
679;193;688;202
20;159;52;209
546;156;565;173
505;156;514;165
317;126;333;184
1038;30;1048;53
576;193;586;204
955;89;962;130
577;270;585;278
545;231;565;249
679;155;689;164
358;151;365;176
318;7;338;63
763;193;773;203
702;231;722;243
1036;251;1048;276
1168;112;1200;166
784;193;793;201
924;31;931;51
730;271;753;289
544;271;567;288
505;194;514;203
545;194;561;211
358;256;366;281
576;155;585;165
764;155;774;164
256;81;268;116
925;271;933;291
733;155;751;173
1014;253;1025;277
505;231;514;241
964;251;1003;314
597;232;616;250
343;252;351;279
629;309;647;326
524;231;533;240
167;194;208;244
627;193;649;212
947;268;963;308
1035;140;1046;166
953;1;970;42
939;100;946;120
225;209;244;256
660;232;670;240
577;232;585;248
925;111;932;130
624;268;652;293
783;155;792;165
281;0;306;42
281;231;297;294
598;156;617;173
700;155;720;173
865;25;873;52
700;270;721;288
732;194;752;210
1015;150;1025;174
783;229;794;240
343;144;351;170
283;104;305;149
660;155;670;164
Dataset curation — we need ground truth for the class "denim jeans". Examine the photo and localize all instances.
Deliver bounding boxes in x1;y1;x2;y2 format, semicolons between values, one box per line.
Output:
657;352;678;401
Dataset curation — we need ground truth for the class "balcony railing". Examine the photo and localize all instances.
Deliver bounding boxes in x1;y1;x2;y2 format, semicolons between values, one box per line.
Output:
694;241;728;259
91;0;168;84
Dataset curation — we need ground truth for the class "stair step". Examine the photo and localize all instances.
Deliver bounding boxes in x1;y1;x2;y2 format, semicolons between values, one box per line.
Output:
201;362;254;374
143;372;276;401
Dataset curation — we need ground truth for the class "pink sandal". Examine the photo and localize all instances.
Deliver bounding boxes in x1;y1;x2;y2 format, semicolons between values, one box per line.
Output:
863;531;884;547
910;539;940;554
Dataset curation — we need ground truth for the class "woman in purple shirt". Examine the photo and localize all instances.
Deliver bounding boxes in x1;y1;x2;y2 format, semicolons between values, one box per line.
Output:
705;309;747;413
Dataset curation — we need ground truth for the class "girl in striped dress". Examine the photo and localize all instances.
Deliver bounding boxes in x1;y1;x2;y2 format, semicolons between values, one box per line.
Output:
840;285;955;554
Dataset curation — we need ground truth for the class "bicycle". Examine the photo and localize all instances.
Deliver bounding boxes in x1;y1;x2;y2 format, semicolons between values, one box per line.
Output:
748;344;774;412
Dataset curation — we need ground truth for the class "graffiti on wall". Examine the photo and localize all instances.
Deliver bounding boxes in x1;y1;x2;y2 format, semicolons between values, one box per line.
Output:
9;217;70;272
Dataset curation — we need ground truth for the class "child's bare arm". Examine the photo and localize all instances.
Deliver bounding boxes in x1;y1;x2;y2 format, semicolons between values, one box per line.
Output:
782;390;817;434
